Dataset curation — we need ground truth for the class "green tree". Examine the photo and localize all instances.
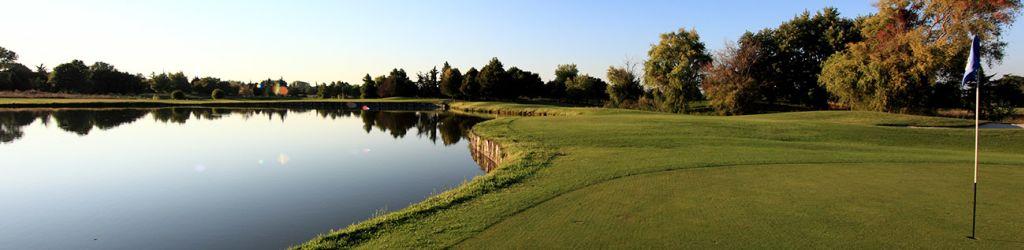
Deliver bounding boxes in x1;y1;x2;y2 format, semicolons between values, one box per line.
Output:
820;0;1021;113
360;74;378;98
644;28;711;112
289;81;313;96
606;63;643;107
565;74;608;103
168;72;190;93
89;62;146;94
48;60;92;93
744;8;861;108
149;73;174;93
190;77;222;96
460;67;480;99
547;64;578;99
1;63;35;91
439;62;463;98
415;67;440;97
0;46;16;64
377;68;415;97
508;67;544;98
478;57;508;99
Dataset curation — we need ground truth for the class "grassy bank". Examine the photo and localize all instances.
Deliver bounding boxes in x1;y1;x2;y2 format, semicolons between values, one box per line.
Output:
297;102;1023;249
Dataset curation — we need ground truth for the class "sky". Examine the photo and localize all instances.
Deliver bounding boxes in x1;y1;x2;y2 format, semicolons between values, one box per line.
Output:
2;0;1022;84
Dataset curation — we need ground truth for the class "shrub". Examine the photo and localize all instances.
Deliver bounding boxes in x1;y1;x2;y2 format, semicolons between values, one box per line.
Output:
211;89;224;99
170;90;185;100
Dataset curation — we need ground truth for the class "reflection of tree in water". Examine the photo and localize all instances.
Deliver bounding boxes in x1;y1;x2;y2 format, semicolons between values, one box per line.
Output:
0;111;39;143
52;109;148;135
151;108;192;124
0;108;487;145
356;111;486;143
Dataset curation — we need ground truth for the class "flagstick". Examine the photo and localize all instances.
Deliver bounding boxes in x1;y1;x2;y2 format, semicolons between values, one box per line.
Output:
970;66;980;240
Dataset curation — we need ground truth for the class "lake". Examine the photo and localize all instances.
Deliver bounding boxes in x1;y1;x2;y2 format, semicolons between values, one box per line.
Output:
0;108;488;249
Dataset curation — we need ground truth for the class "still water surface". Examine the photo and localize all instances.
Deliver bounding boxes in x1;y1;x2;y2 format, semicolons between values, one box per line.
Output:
0;108;487;249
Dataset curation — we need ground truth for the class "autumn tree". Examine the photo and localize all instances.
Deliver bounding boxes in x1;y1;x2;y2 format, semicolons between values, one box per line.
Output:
703;41;762;115
820;0;1021;113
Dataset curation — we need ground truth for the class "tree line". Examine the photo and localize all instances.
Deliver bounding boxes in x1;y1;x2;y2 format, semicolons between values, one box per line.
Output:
2;0;1021;118
697;1;1023;118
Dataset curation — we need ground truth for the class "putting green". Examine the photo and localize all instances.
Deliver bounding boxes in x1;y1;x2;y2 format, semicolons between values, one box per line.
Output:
457;163;1024;248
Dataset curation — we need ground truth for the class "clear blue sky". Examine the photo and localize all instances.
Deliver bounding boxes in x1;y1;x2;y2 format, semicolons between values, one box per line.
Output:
3;0;1021;84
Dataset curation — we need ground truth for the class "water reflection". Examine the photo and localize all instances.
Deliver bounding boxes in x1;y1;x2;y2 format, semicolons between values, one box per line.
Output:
0;108;486;145
0;107;491;249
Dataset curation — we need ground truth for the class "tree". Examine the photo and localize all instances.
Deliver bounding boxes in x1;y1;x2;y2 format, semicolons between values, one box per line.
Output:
820;0;1021;113
0;63;35;91
478;57;508;99
360;74;378;98
190;77;222;96
168;72;190;93
460;67;480;99
973;74;1024;119
377;68;416;97
289;81;313;96
606;63;643;107
48;60;91;93
547;64;578;99
89;62;145;94
149;73;173;93
0;46;16;64
744;8;861;108
508;67;545;98
415;67;440;97
703;41;761;115
31;64;49;90
565;74;608;103
644;28;712;112
439;62;463;98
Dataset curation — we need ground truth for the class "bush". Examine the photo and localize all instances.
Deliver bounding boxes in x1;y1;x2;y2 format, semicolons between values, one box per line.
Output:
211;89;224;99
170;90;185;100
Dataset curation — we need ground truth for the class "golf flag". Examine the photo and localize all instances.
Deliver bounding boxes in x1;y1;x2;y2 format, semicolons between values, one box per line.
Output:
964;34;981;240
963;35;982;85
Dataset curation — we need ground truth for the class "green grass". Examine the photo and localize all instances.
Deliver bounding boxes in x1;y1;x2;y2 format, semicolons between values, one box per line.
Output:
296;102;1024;249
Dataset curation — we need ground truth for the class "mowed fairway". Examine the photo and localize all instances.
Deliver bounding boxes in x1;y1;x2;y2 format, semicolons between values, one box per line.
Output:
300;103;1024;249
458;163;1024;248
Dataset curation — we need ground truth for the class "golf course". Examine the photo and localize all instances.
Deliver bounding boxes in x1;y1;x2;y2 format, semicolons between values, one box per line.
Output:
298;101;1024;249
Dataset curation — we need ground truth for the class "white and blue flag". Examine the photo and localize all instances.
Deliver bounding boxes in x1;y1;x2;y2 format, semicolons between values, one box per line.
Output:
963;35;982;84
